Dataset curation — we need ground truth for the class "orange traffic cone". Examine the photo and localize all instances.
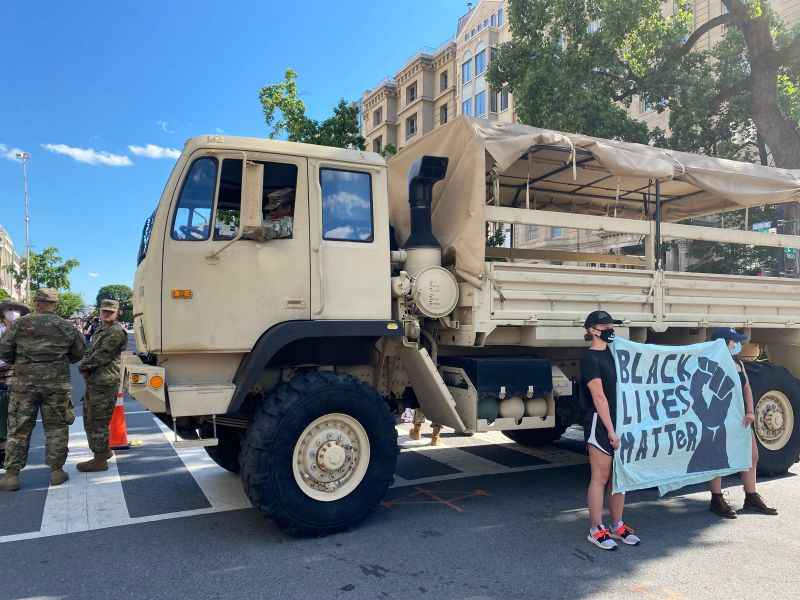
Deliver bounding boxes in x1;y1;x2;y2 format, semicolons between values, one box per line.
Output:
109;391;129;450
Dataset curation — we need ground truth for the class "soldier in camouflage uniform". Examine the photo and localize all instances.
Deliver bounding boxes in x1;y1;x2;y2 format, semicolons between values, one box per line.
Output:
76;298;128;472
0;289;85;491
0;302;29;468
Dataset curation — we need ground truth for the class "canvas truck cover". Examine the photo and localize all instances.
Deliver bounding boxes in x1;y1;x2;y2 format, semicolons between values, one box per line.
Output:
387;117;800;281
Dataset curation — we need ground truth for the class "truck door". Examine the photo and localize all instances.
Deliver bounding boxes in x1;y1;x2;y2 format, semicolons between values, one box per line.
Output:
307;159;391;320
161;151;310;351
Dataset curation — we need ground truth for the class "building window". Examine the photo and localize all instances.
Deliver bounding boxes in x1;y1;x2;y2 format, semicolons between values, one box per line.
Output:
640;96;656;113
551;227;562;239
440;70;448;92
491;14;496;27
171;157;216;241
321;168;373;243
490;90;498;113
483;18;488;28
588;20;601;33
462;98;472;116
373;136;382;154
475;49;487;75
526;225;538;241
462;59;472;84
440;103;448;125
406;113;417;139
406;82;417;105
500;88;509;112
475;91;486;117
498;8;504;26
372;107;382;126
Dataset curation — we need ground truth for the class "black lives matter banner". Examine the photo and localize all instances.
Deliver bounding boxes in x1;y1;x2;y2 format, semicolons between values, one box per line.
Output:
611;337;752;495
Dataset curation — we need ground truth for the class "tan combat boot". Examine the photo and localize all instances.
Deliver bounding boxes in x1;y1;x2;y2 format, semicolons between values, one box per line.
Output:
430;424;443;446
77;453;109;472
409;423;422;440
50;467;69;486
0;469;20;492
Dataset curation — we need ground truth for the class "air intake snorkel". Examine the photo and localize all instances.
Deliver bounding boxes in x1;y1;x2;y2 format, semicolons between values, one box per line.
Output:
404;155;448;275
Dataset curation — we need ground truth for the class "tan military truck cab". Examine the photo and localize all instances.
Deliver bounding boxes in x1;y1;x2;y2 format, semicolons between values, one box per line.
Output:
125;119;800;536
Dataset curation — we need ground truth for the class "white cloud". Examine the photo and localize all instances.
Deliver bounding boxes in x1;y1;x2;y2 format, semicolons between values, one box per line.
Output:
325;225;354;239
215;127;225;134
0;143;25;162
88;272;100;278
156;120;175;134
128;144;180;160
325;191;370;217
41;143;133;167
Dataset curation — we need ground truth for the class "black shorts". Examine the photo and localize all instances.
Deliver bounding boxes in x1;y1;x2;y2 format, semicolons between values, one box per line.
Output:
584;412;613;455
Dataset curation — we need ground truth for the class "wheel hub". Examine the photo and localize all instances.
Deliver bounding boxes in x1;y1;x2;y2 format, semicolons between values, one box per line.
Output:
755;391;795;452
292;413;371;502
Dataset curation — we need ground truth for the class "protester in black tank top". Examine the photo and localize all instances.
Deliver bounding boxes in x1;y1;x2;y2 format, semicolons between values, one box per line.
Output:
707;328;777;518
581;311;641;551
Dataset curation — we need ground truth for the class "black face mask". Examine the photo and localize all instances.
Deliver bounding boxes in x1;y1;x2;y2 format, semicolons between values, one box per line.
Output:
596;328;615;343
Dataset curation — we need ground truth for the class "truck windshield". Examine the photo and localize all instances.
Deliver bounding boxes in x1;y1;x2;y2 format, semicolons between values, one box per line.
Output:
137;209;156;265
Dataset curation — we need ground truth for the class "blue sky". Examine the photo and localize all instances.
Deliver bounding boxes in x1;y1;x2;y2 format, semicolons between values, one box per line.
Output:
0;0;466;305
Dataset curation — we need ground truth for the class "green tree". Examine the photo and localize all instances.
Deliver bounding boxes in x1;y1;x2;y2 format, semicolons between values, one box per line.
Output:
96;284;133;323
56;291;84;319
258;69;365;149
490;1;800;167
381;144;398;159
0;289;9;301
5;246;79;292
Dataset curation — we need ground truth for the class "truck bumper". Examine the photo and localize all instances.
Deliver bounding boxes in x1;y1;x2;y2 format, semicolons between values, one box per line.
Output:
122;353;167;414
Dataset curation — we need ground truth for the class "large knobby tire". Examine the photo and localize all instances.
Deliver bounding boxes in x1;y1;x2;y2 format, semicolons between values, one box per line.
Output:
200;423;243;474
502;419;568;447
745;362;800;476
240;371;398;537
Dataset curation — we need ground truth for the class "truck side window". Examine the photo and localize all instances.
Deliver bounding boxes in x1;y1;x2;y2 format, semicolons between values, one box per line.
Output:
214;159;243;240
262;162;298;239
320;168;373;242
171;157;217;241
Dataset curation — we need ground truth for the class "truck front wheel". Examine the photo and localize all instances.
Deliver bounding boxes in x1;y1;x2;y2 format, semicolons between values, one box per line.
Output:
503;420;568;446
746;362;800;476
239;371;398;536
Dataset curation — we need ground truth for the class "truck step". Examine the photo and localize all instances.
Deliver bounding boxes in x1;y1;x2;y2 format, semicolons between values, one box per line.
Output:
174;438;219;449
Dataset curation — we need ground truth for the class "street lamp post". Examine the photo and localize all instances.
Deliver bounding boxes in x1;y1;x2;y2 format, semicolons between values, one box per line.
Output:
16;151;31;304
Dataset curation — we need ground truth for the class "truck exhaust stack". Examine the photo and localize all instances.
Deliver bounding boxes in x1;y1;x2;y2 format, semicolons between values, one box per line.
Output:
404;155;448;275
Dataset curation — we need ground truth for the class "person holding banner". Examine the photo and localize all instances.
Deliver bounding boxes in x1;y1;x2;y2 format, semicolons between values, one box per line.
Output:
707;328;777;519
580;311;641;551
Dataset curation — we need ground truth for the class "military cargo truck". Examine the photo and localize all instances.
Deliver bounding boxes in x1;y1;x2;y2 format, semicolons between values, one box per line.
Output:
124;117;800;535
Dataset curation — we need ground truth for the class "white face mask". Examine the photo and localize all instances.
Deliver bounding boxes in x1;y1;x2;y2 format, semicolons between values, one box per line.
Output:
3;310;20;323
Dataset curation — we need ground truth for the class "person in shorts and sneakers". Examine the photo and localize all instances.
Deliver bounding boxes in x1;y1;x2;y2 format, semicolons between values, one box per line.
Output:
580;310;640;550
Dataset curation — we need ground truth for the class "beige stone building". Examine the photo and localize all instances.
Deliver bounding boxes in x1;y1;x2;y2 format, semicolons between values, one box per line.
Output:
0;226;24;300
361;1;513;153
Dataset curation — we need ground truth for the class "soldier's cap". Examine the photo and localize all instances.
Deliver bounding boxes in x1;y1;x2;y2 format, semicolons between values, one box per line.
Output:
100;299;119;313
34;288;59;303
0;301;30;316
710;327;747;343
584;310;623;329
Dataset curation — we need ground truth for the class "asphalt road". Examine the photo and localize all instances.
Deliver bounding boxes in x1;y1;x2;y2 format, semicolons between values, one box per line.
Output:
0;352;798;600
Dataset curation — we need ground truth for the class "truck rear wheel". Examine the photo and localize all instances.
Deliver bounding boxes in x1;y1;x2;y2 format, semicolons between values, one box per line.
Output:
502;420;568;447
745;362;800;476
200;423;242;474
240;371;398;536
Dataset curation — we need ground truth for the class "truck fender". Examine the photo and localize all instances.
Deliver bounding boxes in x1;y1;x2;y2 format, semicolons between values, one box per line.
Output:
228;320;401;413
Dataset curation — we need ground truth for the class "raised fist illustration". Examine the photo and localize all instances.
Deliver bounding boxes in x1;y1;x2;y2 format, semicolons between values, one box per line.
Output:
687;357;734;473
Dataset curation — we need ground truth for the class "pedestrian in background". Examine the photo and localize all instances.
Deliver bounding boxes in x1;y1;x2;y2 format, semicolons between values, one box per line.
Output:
0;302;29;468
707;328;777;518
0;289;85;491
76;299;128;472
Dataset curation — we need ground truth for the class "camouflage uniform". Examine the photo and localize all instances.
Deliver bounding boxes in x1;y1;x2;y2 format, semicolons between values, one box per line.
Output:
0;292;85;473
78;300;127;455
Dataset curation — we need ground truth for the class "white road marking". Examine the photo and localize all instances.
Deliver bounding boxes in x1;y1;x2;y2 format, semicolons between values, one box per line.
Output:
152;418;251;511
